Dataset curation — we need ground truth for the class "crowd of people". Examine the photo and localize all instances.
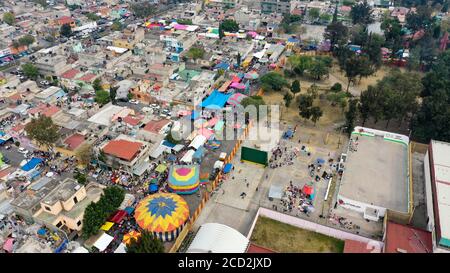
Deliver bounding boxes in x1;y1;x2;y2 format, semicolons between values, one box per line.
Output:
268;141;300;169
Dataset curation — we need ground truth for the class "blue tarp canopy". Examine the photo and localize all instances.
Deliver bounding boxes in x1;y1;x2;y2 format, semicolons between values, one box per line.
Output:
214;62;230;70
0;140;5;145
193;146;205;159
37;228;47;236
21;158;43;172
223;163;233;174
283;129;293;139
162;140;176;148
149;184;158;193
200;90;232;109
316;158;325;164
191;110;200;120
167;154;177;161
124;206;134;215
288;37;300;43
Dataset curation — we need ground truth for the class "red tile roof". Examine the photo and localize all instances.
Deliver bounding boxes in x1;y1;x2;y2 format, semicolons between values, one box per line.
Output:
122;115;142;126
61;69;81;79
11;123;25;132
246;243;276;253
103;139;143;161
28;104;61;117
64;133;85;151
344;240;377;253
143;119;170;133
57;16;74;25
384;221;433;253
78;73;96;82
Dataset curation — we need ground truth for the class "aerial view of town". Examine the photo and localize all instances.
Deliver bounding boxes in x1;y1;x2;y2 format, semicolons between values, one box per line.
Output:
0;0;448;258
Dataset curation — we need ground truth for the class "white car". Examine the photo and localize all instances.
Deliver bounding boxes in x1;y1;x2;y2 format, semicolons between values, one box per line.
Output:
129;99;139;105
18;147;29;154
40;80;49;85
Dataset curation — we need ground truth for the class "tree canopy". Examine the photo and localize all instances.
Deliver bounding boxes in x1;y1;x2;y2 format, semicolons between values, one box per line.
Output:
219;19;239;32
95;90;111;106
130;2;156;18
350;0;374;27
187;47;205;60
126;230;165;253
25;115;60;148
82;186;125;239
18;35;35;47
86;13;100;21
22;63;39;79
76;144;93;166
3;12;15;25
60;23;72;37
260;72;288;91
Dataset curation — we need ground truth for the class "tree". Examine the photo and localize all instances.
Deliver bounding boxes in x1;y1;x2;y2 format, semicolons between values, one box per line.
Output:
25;115;60;148
21;63;39;79
406;5;432;32
350;0;374;27
236;52;241;67
86;13;100;21
290;80;301;96
307;84;319;99
259;72;288;91
309;8;321;21
111;21;123;31
309;59;329;81
74;172;87;185
381;17;403;56
283;92;294;107
219;19;239;32
330;83;342;92
187;47;205;60
241;96;266;120
82;186;125;239
93;78;103;92
76;144;92;166
130;2;156;18
18;35;35;47
219;24;225;40
3;12;15;25
342;54;373;92
60;23;72;37
344;99;358;135
324;21;349;51
109;86;118;104
126;230;164;253
310;106;323;126
95;90;111;106
364;33;384;69
298;94;314;120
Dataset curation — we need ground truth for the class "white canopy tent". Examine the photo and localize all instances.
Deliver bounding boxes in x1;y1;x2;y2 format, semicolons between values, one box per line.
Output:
180;149;195;163
93;233;114;252
187;223;250;253
189;135;207;150
114;243;127;253
72;246;89;253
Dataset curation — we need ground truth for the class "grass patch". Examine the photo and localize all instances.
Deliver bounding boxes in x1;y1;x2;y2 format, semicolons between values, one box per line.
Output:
250;216;344;253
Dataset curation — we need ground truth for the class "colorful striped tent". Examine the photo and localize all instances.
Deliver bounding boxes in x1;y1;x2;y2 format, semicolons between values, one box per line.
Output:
122;230;141;245
168;165;200;194
134;193;190;241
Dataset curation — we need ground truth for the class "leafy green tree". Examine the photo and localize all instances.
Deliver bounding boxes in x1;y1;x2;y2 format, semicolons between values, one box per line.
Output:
3;12;15;25
86;13;100;21
241;96;266;120
344;99;358;135
324;21;349;51
381;17;403;57
219;19;239;32
25;115;60;148
18;35;35;47
219;24;225;40
74;172;87;185
298;94;314;120
60;23;72;37
307;84;319;99
22;63;39;79
309;59;329;81
310;106;323;126
283;92;294;107
309;8;321;21
111;21;123;31
330;83;342;92
320;13;332;23
109;86;118;104
177;19;193;25
187;47;205;60
350;0;374;27
406;5;432;32
290;80;301;95
126;230;165;253
130;2;156;18
95;90;111;106
76;144;93;166
259;72;288;91
92;78;103;92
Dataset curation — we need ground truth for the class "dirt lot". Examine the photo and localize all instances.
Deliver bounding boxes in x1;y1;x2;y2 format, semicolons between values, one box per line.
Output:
250;216;345;253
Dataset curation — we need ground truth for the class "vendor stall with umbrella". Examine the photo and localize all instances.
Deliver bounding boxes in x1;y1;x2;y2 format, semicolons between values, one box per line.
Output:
134;193;190;241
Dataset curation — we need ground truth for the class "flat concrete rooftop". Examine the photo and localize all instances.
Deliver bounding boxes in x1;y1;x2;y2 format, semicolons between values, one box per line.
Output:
339;134;409;213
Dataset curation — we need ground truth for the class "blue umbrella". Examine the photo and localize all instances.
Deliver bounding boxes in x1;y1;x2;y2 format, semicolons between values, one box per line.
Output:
316;158;325;164
149;184;159;193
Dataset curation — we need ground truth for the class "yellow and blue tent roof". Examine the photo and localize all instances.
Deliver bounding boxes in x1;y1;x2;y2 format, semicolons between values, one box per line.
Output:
134;193;189;233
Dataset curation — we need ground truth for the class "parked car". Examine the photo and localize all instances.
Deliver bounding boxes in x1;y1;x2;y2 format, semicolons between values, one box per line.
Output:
18;147;29;154
129;99;139;105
